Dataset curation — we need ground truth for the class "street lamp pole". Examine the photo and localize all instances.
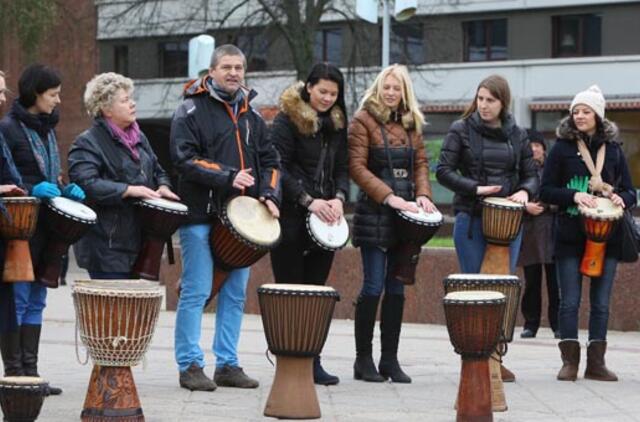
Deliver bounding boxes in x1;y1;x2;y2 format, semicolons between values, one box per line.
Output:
382;0;390;67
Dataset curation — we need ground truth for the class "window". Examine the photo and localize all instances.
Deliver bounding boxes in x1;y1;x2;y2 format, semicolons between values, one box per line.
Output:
114;45;129;76
314;28;342;65
159;41;188;78
552;14;601;58
235;33;268;71
390;22;425;65
463;19;507;62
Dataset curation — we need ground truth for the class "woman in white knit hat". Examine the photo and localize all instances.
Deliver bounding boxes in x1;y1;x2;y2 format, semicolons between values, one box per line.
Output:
540;85;636;382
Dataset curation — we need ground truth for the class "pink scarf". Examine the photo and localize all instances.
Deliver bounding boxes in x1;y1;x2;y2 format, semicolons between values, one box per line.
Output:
107;118;141;161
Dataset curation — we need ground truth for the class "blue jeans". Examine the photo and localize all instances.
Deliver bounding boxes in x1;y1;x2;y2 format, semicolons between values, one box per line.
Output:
13;282;47;326
359;246;404;297
556;255;617;341
174;224;250;372
453;212;523;274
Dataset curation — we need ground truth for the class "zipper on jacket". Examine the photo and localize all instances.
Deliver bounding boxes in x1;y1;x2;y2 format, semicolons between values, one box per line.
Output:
108;211;120;248
207;189;213;214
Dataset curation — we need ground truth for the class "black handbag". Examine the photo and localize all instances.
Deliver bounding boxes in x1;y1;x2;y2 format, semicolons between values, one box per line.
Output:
619;209;640;263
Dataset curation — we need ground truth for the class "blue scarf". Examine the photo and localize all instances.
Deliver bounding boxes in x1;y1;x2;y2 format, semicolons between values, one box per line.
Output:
19;122;61;183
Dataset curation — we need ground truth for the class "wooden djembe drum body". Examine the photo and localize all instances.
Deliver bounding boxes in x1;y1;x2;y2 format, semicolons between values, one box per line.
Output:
0;376;49;422
578;197;623;277
258;284;339;420
73;280;163;421
0;197;40;282
480;196;524;274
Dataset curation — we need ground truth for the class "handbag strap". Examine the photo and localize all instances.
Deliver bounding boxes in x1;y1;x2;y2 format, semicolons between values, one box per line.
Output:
576;139;613;196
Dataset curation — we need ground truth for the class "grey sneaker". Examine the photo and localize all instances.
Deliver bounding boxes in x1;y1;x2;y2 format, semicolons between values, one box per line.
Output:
214;365;259;388
179;363;217;391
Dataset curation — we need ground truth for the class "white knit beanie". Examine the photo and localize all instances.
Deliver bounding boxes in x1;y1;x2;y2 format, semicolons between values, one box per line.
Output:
570;85;606;120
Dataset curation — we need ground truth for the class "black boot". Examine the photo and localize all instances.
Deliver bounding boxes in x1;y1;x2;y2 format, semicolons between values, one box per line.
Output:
313;355;339;385
0;330;23;376
353;295;384;382
378;294;411;383
21;324;63;396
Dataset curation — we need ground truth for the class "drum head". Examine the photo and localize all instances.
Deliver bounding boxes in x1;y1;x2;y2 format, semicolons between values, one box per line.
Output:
226;196;281;247
49;197;97;222
398;203;443;225
482;197;523;209
259;283;336;293
72;279;164;297
307;214;349;250
443;290;505;302
139;197;188;214
445;273;520;283
579;197;623;220
0;196;39;204
0;376;47;385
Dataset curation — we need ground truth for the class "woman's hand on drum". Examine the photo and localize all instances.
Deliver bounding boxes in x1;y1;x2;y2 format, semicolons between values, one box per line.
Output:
416;196;438;213
507;189;529;205
123;185;161;200
156;185;180;201
0;185;26;196
309;199;339;224
327;198;344;219
610;193;626;209
385;194;419;213
573;192;597;208
525;201;545;216
260;197;280;218
476;185;502;196
232;168;255;189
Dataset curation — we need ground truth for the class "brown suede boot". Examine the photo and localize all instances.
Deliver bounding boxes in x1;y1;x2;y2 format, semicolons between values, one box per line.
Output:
584;341;618;381
557;340;580;381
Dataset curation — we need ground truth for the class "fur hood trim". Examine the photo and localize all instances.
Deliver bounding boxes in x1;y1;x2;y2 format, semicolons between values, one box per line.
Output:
556;116;620;142
279;82;345;136
362;96;418;133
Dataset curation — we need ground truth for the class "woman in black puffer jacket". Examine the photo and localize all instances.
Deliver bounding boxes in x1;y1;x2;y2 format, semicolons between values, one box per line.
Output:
436;74;538;274
269;63;348;386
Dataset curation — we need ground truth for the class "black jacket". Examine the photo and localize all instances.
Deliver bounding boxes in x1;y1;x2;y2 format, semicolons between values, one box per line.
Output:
540;117;636;259
68;119;172;273
436;112;538;215
270;82;348;206
170;76;281;224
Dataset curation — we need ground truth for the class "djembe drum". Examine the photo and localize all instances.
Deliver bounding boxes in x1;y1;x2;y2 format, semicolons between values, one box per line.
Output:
258;284;339;419
37;197;97;287
208;196;281;301
72;280;163;421
0;377;49;422
443;291;505;422
579;197;623;277
306;213;349;251
132;198;188;281
0;197;39;282
480;197;524;274
391;203;443;284
443;274;522;411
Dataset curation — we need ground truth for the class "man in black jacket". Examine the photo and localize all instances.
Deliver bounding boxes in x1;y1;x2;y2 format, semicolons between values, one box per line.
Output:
170;44;281;391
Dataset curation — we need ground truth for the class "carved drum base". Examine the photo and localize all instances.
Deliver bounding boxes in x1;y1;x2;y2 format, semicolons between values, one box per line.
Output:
81;365;144;422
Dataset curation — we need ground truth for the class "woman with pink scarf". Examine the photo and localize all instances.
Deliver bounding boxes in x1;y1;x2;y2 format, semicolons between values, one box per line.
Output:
68;72;179;279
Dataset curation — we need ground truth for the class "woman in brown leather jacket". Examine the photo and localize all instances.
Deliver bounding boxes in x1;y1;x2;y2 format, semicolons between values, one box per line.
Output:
349;64;436;384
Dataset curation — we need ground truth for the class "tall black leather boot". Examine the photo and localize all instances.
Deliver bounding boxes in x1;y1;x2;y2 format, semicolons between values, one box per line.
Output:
0;330;23;376
21;324;63;395
353;295;384;382
378;294;411;383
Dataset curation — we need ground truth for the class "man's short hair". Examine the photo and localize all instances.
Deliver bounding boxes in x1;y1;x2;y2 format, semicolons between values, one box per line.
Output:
210;44;247;69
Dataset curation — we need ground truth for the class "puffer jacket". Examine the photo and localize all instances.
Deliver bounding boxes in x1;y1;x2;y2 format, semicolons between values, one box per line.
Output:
436;111;538;215
349;97;431;248
540;117;636;259
170;76;281;224
68;119;172;273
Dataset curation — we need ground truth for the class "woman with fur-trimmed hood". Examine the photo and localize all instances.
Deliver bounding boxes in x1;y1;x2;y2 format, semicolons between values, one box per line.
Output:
348;64;437;384
540;85;636;383
269;63;349;386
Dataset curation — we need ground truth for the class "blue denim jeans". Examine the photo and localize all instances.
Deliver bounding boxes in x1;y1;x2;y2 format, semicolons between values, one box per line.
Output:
556;255;617;341
453;212;523;274
359;246;404;297
174;224;250;372
13;282;47;326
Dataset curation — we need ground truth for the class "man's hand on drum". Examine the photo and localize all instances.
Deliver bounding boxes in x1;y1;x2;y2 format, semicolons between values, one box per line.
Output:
260;197;280;218
574;192;598;208
385;194;419;213
476;185;502;196
156;185;180;201
525;201;545;216
123;185;161;200
0;185;25;196
416;195;438;213
309;199;339;224
507;189;529;205
232;168;254;190
610;193;626;208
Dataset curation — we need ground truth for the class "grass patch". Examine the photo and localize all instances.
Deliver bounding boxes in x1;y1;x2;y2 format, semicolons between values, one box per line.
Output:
426;236;454;248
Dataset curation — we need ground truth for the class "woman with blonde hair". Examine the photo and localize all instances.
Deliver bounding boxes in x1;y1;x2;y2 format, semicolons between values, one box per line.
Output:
349;64;437;383
68;72;178;279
